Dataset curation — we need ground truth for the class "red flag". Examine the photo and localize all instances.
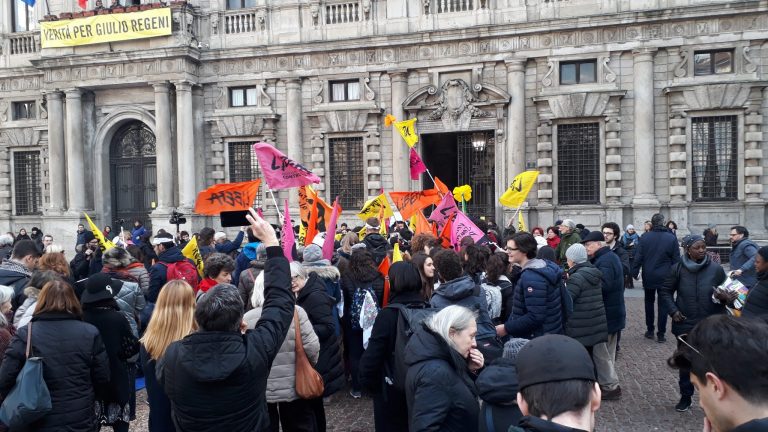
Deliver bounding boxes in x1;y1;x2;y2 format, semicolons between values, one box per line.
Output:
377;256;391;307
78;0;87;9
438;215;454;249
252;142;320;190
322;198;341;260
389;189;441;220
193;180;261;215
409;148;427;180
281;200;295;262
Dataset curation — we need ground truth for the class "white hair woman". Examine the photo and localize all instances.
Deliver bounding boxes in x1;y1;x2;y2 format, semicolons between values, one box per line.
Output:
0;284;15;363
404;305;484;432
243;272;319;431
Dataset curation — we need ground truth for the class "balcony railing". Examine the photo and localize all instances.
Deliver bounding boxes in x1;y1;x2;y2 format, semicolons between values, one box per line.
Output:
325;2;364;24
223;10;263;34
8;32;40;55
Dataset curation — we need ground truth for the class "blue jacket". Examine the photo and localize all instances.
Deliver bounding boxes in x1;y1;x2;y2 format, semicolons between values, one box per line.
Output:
233;241;262;286
147;246;191;302
592;246;626;334
215;231;245;255
631;226;680;289
730;238;759;288
431;275;496;340
504;259;564;338
131;226;147;245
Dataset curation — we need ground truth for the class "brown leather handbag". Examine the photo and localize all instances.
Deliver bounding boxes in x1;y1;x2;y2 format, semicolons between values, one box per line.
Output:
294;308;324;399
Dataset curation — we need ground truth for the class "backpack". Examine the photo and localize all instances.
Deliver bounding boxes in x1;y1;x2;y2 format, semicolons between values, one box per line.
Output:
160;261;199;291
350;286;378;330
384;302;438;392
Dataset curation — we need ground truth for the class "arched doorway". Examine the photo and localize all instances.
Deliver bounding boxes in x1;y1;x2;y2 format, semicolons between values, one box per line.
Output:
110;121;157;230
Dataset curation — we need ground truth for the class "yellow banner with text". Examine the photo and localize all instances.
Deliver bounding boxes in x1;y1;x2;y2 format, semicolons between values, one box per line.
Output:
41;8;172;48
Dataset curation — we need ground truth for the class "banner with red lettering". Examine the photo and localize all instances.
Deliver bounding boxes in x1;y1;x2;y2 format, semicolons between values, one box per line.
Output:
193;179;262;215
428;192;458;227
252;142;320;190
451;211;486;248
389;189;441;220
409;148;427;180
282;199;295;262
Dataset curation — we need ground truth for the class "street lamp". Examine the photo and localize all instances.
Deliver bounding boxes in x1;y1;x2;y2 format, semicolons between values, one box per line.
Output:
471;132;486;152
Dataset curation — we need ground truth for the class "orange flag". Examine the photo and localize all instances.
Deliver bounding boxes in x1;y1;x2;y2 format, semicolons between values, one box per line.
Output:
194;179;261;215
305;198;319;246
389;189;442;220
300;186;337;246
414;210;436;235
438;214;454;249
377;256;391;307
434;177;450;197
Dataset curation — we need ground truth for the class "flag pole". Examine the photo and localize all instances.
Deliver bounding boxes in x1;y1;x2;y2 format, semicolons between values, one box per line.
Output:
267;187;283;222
509;205;523;229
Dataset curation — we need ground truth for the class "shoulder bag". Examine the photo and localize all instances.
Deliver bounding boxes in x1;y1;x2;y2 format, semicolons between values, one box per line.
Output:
294;308;324;399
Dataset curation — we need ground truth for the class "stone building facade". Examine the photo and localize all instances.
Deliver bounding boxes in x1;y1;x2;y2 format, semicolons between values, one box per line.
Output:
1;0;767;248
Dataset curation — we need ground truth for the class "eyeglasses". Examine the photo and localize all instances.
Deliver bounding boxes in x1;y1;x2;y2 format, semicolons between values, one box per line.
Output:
602;231;614;236
505;247;519;252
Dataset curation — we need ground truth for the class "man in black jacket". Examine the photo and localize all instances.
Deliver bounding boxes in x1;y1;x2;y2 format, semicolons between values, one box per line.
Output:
362;217;389;265
0;239;39;310
157;210;294;432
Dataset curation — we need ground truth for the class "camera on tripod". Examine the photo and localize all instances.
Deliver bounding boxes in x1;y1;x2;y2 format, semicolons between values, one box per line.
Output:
169;210;187;225
114;218;125;226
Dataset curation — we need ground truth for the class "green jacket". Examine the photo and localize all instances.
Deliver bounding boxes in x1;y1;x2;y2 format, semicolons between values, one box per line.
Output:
555;231;582;267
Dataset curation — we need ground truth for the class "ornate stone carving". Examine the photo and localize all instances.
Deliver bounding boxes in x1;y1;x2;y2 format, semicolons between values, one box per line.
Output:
215;86;226;109
674;50;689;78
212;114;279;137
310;4;319;27
40;97;48;120
0;101;8;122
313;80;324;104
257;84;272;107
533;91;626;120
1;128;41;147
602;57;616;83
210;13;219;35
363;78;375;101
256;10;266;31
743;46;757;73
362;0;371;19
542;61;554;87
422;0;430;15
422;80;492;130
681;84;752;110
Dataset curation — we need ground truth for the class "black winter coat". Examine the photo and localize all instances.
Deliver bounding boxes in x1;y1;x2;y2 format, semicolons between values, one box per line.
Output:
631;226;680;289
341;268;385;313
659;254;727;336
610;242;630;277
743;273;768;319
565;262;608;348
476;358;523;432
140;345;174;432
0;312;110;432
0;261;31;310
509;416;589;432
363;233;389;265
147;246;191;302
157;246;294;432
70;251;104;281
592;247;626;334
430;275;496;340
405;324;479;432
296;272;345;397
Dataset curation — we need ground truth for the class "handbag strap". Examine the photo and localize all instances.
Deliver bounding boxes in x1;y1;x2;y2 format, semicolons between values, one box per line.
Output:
25;321;32;359
293;308;306;357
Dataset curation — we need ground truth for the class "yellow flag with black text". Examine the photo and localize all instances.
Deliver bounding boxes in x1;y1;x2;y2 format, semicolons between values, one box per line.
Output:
394;118;419;148
357;193;394;221
499;171;540;209
518;211;527;233
181;235;205;278
83;212;116;253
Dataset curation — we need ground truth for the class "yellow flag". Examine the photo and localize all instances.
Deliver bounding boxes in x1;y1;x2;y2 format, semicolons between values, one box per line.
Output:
181;235;205;278
409;214;417;232
518;211;527;233
83;212;116;253
499;171;540;208
393;242;403;263
357;193;394;221
358;225;367;242
394;118;419;148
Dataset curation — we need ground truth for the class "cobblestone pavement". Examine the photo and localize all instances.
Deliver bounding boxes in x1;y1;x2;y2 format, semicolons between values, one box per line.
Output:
131;293;705;431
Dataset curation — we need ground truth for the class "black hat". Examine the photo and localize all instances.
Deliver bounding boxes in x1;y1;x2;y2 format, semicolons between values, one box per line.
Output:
516;334;596;390
580;231;605;244
81;273;122;304
82;230;96;243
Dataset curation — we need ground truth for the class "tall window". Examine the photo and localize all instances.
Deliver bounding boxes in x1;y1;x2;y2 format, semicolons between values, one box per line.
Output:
691;116;738;201
228;142;263;208
329;137;365;209
557;123;600;205
13;151;41;215
694;50;734;76
559;60;597;85
227;0;256;9
12;101;36;120
230;87;258;107
330;80;360;102
12;0;37;32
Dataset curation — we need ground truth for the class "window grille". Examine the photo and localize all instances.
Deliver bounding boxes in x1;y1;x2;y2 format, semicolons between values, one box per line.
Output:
329;137;365;209
457;131;495;218
557;123;600;205
691;116;738;201
228;142;263;208
14;151;41;215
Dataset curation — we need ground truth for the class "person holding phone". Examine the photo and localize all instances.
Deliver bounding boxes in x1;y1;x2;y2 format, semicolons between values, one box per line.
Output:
404;305;484;432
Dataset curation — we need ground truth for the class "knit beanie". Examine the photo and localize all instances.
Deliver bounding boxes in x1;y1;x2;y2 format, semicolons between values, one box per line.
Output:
681;234;704;250
503;338;529;361
565;243;588;264
303;244;323;263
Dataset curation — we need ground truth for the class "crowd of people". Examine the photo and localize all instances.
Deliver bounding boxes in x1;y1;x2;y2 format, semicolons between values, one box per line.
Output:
0;208;765;432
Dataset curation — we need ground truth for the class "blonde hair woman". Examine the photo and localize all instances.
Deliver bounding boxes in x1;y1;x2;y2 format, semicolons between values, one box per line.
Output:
244;272;320;432
139;280;197;432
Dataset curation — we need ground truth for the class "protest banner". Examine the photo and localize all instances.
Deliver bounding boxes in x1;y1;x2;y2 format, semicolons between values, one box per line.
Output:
41;8;172;48
394;118;419;148
193;179;261;215
84;212;116;253
389;189;441;220
429;192;458;227
181;235;205;278
252;142;320;190
499;170;540;208
409;148;427;180
357;193;394;221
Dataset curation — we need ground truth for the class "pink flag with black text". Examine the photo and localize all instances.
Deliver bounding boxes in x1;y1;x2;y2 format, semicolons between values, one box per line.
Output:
409;148;427;180
252;142;321;190
281;199;295;262
322;198;341;260
451;211;485;248
428;191;458;227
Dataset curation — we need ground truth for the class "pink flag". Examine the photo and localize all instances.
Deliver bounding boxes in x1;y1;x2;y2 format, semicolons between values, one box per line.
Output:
409;148;427;180
451;211;485;248
281;199;295;262
429;192;458;227
322;198;341;260
252;142;321;190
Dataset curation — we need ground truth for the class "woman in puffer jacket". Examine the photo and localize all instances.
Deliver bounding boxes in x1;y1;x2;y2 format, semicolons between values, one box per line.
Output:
13;271;60;328
244;271;320;432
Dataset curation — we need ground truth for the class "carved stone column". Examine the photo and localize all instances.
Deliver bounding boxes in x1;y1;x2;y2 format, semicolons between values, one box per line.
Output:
286;78;304;207
65;88;86;212
46;91;66;213
390;71;409;191
535;120;553;206
152;82;174;212
174;81;196;210
632;48;659;206
505;58;526;180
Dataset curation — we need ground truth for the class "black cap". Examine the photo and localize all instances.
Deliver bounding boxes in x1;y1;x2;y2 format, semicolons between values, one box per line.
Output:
82;230;96;243
81;273;122;304
516;334;596;390
580;231;605;244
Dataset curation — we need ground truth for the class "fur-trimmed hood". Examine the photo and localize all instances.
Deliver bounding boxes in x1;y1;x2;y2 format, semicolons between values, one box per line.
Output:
303;262;340;280
24;285;41;299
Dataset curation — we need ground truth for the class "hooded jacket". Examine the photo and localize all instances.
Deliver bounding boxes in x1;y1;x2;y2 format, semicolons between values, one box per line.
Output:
476;358;523;432
742;272;768;319
296;272;345;397
430;275;496;340
13;285;41;328
405;324;479;432
659;254;727;336
147;246;191;303
555;231;582;266
508;416;589;432
730;238;759;288
126;262;151;295
504;259;564;338
0;259;32;309
215;231;245;255
591;246;626;334
363;233;389;265
157;246;294;432
631;226;680;289
233;241;262;286
565;262;608;347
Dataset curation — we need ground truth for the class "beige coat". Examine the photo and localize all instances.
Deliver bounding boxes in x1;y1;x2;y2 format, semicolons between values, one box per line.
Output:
243;305;320;403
